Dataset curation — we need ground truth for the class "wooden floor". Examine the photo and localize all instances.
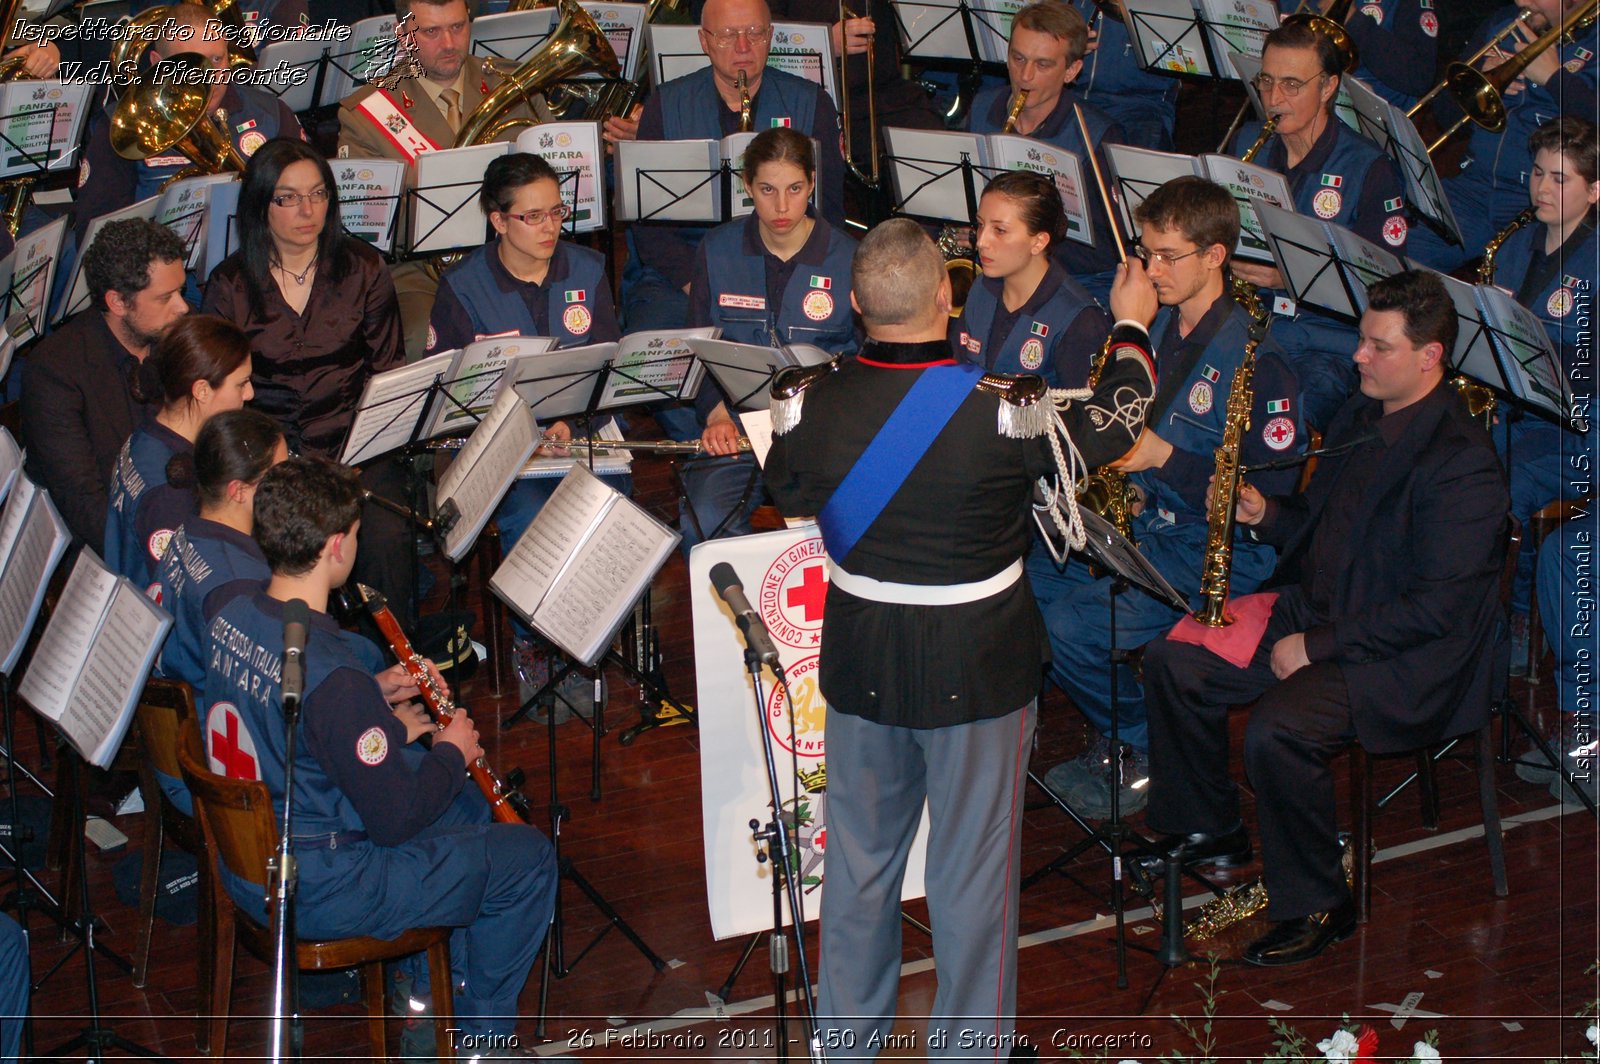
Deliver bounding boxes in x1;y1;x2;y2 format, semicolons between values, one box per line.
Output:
7;444;1598;1062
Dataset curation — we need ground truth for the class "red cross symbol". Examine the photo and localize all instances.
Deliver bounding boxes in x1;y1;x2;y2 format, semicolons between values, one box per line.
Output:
210;707;258;780
785;564;828;622
1263;416;1296;451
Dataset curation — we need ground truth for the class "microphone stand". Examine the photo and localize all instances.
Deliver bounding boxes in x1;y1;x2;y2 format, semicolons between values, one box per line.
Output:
267;607;308;1063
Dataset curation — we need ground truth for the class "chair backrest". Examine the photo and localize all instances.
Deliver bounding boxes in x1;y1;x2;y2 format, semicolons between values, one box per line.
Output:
176;718;280;891
137;679;197;782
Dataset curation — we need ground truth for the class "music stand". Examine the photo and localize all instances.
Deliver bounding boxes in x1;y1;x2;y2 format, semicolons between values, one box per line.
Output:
0;216;67;346
889;0;1011;123
470;8;558;65
54;196;161;325
1256;205;1407;324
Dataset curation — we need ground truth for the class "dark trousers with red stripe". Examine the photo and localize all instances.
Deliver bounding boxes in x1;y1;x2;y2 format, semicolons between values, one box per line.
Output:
817;701;1036;1060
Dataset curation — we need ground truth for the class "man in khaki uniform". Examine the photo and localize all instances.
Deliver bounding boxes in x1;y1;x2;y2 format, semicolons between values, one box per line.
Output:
338;0;546;359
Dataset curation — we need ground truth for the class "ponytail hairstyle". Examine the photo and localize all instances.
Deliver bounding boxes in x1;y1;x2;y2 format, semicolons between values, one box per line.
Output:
982;169;1067;249
169;408;285;507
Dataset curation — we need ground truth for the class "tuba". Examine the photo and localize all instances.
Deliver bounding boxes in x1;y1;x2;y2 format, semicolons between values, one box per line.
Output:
108;0;257;100
109;53;249;191
1193;278;1269;628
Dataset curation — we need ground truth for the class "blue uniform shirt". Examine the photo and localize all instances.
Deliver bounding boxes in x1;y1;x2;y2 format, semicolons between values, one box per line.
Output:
954;260;1108;387
105;420;195;590
1495;216;1598;376
428;239;620;354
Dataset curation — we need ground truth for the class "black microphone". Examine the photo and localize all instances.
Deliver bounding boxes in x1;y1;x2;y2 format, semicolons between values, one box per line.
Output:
709;562;782;668
282;599;310;708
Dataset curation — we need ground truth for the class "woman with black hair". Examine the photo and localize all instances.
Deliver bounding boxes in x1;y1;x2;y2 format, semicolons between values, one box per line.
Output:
150;408;286;812
953;169;1109;388
105;314;254;587
201;137;416;623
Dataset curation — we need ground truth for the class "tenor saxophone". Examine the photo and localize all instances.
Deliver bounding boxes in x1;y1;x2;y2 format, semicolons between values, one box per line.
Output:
1192;279;1270;628
1076;336;1138;540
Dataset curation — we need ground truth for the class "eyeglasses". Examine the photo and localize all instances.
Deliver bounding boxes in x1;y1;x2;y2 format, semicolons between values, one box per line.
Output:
502;204;570;227
704;24;772;47
1250;72;1327;97
1134;243;1204;267
270;188;330;209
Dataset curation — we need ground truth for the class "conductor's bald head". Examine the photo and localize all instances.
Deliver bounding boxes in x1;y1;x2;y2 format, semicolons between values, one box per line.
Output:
851;219;951;341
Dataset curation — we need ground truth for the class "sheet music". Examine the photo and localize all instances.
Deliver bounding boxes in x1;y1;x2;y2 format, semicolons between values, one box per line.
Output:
411;145;501;254
892;0;978;60
585;2;647;82
768;21;839;107
0;81;93;177
1122;0;1213;76
56;195;160;324
155;173;237;270
72;581;170;767
1196;0;1276;76
471;9;558;64
0;215;64;343
648;24;705;83
340;351;458;465
1383;101;1459;243
1104;141;1194;237
882;126;986;224
969;0;1026;62
255;38;330;111
514;123;607;232
434;335;557;437
202;182;242;280
1477;285;1571;421
534;485;678;664
614;138;722;223
1255;201;1359;318
1199;153;1292;263
439;391;539;562
1419;264;1502;389
740;407;775;467
322;14;400;101
336;159;407;250
602;327;715;406
0;428;19;507
0;474;35;573
689;336;798;412
987;133;1094;246
0;484;68;675
491;461;616;625
1327;224;1402;308
19;550;116;723
508;342;619;421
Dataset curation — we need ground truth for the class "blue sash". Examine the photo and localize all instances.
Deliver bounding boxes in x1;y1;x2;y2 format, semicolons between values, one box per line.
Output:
817;363;982;561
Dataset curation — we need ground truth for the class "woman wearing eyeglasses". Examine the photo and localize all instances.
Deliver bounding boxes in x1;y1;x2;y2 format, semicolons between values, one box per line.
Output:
953;170;1109;388
201;137;417;623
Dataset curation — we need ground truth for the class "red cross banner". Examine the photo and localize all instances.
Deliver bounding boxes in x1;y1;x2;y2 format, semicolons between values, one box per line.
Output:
691;526;932;940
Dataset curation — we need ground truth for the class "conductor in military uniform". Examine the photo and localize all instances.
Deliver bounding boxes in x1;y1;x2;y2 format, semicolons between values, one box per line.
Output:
763;219;1157;1058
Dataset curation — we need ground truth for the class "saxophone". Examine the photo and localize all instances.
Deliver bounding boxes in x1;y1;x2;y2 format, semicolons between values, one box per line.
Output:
1453;208;1536;424
1192;278;1269;628
1076;336;1138;540
1239;114;1280;164
1001;88;1029;134
737;69;753;132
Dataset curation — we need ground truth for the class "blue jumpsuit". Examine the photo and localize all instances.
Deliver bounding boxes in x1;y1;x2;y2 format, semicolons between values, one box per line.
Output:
1027;295;1304;753
105;420;195;591
1537;515;1599;725
204;591;556;1039
1232;116;1409;430
954;260;1108;387
682;212;858;550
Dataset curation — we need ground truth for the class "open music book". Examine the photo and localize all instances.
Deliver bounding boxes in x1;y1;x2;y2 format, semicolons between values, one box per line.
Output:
0;474;69;675
0;217;64;345
491;464;679;666
18;549;170;768
0;80;94;179
1105;142;1291;264
506;327;715;421
686;336;833;413
435;383;540;563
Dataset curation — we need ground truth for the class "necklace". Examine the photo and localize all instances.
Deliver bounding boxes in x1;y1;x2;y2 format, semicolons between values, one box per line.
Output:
276;256;318;285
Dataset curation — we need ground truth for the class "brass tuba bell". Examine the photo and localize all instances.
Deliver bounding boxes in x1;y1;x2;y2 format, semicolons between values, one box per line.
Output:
107;0;258;100
109;53;249;191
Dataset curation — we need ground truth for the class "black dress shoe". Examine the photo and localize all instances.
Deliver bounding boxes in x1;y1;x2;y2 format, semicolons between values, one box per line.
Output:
1145;824;1253;868
1242;897;1358;967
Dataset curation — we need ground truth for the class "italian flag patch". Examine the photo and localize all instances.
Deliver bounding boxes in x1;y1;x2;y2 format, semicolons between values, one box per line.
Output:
1030;321;1049;337
771;117;792;127
1267;398;1290;413
810;275;831;289
1384;196;1403;212
1201;365;1220;383
1321;174;1343;187
1564;275;1587;289
565;290;585;302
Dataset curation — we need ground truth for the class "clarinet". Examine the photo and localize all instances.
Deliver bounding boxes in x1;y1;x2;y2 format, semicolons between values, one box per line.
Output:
356;583;532;824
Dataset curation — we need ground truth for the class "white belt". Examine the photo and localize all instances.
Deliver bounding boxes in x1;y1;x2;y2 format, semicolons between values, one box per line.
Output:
826;557;1023;606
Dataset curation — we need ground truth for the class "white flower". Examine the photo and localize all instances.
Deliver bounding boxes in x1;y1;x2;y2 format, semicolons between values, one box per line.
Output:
1317;1029;1360;1062
1412;1041;1441;1062
1587;1025;1599;1047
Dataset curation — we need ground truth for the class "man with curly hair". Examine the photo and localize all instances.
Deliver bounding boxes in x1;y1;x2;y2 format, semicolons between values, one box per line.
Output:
22;218;190;548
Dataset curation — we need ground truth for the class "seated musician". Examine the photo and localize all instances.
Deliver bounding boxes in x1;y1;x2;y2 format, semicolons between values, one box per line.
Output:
682;127;857;549
1029;176;1305;820
338;0;548;361
150;408;286;812
1228;20;1411;431
427;151;628;707
106;315;256;589
966;1;1125;304
1408;0;1598;271
129;0;310;40
1066;0;1179;150
22;220;189;551
203;455;556;1044
1141;269;1509;966
1484;118;1596;677
73;3;305;246
1276;0;1439;109
953;169;1109;387
201;138;419;627
603;0;847;336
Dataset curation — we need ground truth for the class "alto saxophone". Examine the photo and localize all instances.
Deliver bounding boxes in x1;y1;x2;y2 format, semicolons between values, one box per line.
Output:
1239;113;1279;164
1076;335;1138;540
1193;278;1270;628
1453;207;1536;424
736;69;753;132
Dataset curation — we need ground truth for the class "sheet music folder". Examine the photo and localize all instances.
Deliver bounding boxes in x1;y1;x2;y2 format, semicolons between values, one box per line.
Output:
686;337;834;413
1071;509;1187;613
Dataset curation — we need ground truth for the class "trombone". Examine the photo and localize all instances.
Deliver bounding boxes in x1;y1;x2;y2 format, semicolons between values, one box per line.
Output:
1406;1;1597;156
838;0;879;187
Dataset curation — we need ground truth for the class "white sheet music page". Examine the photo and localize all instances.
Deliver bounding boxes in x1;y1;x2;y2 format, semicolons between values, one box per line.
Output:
73;582;171;767
0;429;20;508
6;215;66;344
490;463;616;628
0;473;36;571
988;134;1094;246
19;550;117;725
434;335;556;437
340;350;458;465
439;387;539;562
602;327;716;407
0;484;68;675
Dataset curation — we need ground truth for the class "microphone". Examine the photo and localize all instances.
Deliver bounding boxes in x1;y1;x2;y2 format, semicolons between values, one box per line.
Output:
709;562;782;668
282;598;310;708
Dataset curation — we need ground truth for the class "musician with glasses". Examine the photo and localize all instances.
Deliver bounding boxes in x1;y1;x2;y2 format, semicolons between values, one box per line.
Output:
201;138;418;626
338;0;547;361
953;169;1108;387
967;0;1125;305
1275;0;1440;109
1029;176;1304;821
1140;269;1508;966
1408;0;1598;271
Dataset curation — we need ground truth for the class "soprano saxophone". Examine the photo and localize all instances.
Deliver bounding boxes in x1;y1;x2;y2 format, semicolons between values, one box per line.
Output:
1192;278;1269;628
1076;336;1138;540
1452;207;1536;424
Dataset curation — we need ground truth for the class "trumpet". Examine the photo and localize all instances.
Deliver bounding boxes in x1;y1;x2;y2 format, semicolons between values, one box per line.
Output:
838;1;880;188
1407;1;1597;156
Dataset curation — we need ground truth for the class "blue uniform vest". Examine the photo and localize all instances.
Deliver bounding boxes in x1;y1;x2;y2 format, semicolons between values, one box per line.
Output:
1495;219;1598;374
1234;118;1399;239
442;240;609;347
105;423;193;589
659;65;821;142
131;87;293;201
155;517;269;692
699;218;858;355
955;268;1102;387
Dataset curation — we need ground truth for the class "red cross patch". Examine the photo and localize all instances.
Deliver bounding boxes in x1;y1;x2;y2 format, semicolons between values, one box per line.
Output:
1262;416;1296;452
207;702;261;781
1382;215;1408;247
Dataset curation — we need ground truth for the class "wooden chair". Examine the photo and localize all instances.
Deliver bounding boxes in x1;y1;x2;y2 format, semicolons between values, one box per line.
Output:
1524;497;1589;683
1348;723;1509;924
130;679;212;1050
175;719;457;1060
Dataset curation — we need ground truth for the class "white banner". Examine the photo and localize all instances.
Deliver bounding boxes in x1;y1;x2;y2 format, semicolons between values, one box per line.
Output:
691;525;930;941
